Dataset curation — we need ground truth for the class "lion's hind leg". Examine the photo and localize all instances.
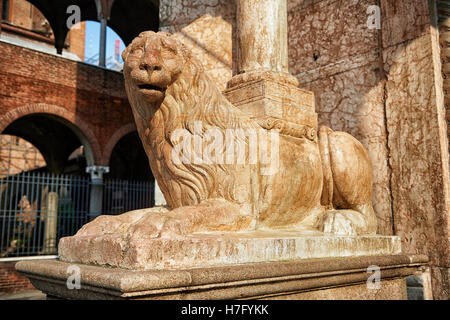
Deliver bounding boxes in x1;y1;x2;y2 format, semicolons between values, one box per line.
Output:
318;127;377;235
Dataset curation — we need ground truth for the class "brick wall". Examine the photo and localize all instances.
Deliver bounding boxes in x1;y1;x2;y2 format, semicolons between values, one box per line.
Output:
0;41;135;165
0;262;34;294
68;21;86;61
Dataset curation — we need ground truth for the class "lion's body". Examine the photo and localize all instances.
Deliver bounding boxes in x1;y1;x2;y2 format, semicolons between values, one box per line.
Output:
77;31;377;239
125;39;329;229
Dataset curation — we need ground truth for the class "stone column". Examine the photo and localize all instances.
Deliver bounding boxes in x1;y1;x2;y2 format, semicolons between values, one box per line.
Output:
237;0;289;74
225;0;317;140
237;0;288;73
99;18;107;67
42;192;58;254
95;0;114;68
86;166;109;220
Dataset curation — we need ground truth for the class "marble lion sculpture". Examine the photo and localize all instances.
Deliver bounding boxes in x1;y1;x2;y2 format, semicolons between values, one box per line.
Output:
77;31;377;240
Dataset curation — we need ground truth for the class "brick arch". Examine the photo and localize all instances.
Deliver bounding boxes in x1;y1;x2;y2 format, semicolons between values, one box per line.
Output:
102;123;138;165
0;103;102;166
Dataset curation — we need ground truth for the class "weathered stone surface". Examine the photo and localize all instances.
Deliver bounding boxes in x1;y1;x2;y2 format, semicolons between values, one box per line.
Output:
383;33;449;269
288;0;379;78
59;231;401;270
159;0;235;30
171;14;233;91
270;278;407;300
224;72;318;131
236;0;289;74
16;255;428;300
380;0;431;48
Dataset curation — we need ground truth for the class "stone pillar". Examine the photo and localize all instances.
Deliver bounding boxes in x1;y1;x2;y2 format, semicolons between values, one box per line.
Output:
95;0;114;68
0;0;3;34
225;0;317;140
237;0;289;74
42;192;58;254
86;166;109;220
99;18;107;68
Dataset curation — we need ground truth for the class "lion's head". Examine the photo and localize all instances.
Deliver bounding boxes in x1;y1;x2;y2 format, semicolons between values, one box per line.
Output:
122;31;194;112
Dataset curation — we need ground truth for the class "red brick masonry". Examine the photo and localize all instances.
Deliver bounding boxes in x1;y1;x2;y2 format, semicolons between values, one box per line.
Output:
0;262;34;294
0;41;136;165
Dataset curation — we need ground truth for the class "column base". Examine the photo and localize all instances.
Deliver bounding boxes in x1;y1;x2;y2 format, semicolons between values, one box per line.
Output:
16;254;428;300
225;71;318;140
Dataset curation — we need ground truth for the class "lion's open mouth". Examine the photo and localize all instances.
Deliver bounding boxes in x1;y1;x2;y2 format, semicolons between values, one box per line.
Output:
138;84;165;92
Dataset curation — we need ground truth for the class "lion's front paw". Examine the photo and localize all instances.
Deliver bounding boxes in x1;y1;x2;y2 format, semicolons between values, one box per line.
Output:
320;211;358;236
75;207;168;237
76;214;134;236
127;213;192;239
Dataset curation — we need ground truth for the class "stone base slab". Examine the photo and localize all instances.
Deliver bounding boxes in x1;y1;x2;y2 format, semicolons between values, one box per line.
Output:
58;232;402;270
16;254;428;300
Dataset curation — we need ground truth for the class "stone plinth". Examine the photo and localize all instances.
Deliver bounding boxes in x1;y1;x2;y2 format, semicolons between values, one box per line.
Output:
58;231;401;270
16;254;428;300
225;72;318;139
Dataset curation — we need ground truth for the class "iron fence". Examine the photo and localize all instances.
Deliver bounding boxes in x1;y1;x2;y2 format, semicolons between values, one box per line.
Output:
103;179;154;215
0;173;155;258
0;172;90;258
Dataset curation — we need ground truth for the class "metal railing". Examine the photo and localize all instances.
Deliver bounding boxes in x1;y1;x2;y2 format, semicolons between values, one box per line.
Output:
0;173;155;258
0;172;90;258
103;179;154;215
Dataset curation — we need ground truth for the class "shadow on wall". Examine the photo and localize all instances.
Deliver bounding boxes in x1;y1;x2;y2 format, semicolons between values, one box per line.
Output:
287;0;448;299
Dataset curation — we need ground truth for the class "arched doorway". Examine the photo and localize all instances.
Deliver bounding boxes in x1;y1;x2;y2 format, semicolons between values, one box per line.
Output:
107;131;153;181
82;20;126;70
2;114;91;175
0;113;95;257
102;131;155;215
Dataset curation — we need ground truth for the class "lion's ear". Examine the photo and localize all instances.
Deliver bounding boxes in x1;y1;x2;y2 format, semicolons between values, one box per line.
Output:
122;46;130;61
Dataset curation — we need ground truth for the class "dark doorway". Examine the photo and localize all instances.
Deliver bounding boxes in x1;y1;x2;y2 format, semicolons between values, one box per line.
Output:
107;131;154;182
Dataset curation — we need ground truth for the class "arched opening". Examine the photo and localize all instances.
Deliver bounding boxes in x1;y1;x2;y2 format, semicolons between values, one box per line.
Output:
103;131;155;215
107;131;153;181
26;0;159;54
0;113;94;257
83;20;126;70
2;113;93;175
0;134;46;178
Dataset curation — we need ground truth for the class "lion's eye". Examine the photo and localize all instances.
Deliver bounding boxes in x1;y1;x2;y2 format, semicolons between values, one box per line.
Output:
161;50;175;59
132;48;144;55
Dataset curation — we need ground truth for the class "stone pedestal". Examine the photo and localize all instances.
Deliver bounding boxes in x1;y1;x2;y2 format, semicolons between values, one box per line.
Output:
16;253;428;300
225;72;318;140
16;234;429;300
58;232;401;270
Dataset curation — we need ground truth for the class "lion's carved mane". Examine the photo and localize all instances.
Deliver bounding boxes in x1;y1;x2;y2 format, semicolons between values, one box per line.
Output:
125;33;258;210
